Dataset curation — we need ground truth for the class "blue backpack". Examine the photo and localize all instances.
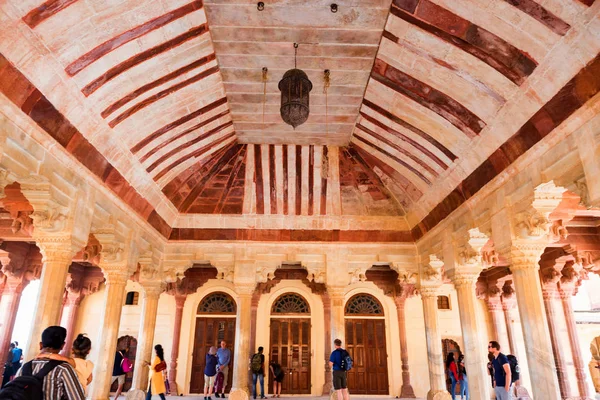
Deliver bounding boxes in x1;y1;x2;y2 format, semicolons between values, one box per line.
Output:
339;349;353;371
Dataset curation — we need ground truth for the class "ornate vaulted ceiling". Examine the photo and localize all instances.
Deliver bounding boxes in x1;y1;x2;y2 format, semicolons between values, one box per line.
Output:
0;0;599;240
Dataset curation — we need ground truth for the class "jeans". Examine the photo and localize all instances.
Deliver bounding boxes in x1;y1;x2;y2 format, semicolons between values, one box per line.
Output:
145;386;166;400
449;373;457;400
252;373;264;398
494;386;512;400
460;376;469;400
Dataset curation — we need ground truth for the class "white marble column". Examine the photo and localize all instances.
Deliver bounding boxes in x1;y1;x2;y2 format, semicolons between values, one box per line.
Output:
453;273;490;400
420;287;452;400
510;251;561;400
26;243;75;360
131;283;162;390
168;294;186;395
329;287;346;345
230;286;254;400
60;290;83;357
486;295;510;353
0;277;27;376
89;267;129;400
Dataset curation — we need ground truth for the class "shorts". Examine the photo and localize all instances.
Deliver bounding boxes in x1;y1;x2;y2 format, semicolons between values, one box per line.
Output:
111;374;126;385
204;374;216;388
273;373;284;383
332;370;347;390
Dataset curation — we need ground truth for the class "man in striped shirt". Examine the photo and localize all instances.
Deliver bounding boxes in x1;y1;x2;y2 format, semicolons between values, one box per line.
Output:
15;326;85;400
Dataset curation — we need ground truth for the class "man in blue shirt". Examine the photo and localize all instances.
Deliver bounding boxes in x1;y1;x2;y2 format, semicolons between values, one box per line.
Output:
215;340;231;398
488;340;512;400
10;342;22;379
328;339;349;400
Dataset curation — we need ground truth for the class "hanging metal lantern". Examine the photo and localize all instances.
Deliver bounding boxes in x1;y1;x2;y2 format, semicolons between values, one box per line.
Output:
279;43;312;129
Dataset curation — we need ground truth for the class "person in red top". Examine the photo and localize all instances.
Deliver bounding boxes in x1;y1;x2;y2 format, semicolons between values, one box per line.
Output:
445;352;459;400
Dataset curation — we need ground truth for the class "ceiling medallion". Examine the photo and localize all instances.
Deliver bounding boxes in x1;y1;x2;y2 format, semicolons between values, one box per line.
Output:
279;43;312;129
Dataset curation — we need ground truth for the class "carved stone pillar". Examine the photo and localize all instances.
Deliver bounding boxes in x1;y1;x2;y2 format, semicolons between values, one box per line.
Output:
0;277;27;374
486;295;510;353
60;290;83;357
394;291;416;398
453;272;489;400
329;287;346;345
230;286;254;400
169;294;186;395
420;286;451;400
320;291;332;395
510;247;561;400
541;283;572;399
89;266;129;400
560;285;596;399
26;241;76;360
131;283;163;390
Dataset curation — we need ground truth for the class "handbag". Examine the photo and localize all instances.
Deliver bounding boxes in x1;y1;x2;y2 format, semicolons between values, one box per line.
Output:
120;352;133;373
155;360;167;372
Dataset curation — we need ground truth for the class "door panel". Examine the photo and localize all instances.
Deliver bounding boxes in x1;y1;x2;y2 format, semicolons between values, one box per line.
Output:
345;319;388;395
269;318;311;394
190;318;236;394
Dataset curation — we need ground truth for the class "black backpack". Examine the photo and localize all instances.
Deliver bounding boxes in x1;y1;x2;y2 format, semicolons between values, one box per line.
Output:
0;360;64;400
250;353;263;373
339;349;353;371
506;354;520;382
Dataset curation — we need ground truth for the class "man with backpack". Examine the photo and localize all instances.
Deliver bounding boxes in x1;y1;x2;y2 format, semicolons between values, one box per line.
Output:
488;341;512;400
0;326;84;400
250;346;266;399
329;339;351;400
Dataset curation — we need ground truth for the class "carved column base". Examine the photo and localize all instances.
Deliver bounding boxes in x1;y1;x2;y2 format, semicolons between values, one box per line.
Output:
229;387;250;400
400;383;416;398
428;389;452;400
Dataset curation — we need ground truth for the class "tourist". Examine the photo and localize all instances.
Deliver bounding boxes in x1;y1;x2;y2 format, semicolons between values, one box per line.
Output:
2;344;14;387
145;344;167;400
204;346;218;400
111;347;128;399
215;340;231;398
269;359;284;398
10;341;22;379
446;352;459;399
488;341;512;400
328;338;349;400
458;354;469;400
11;326;85;399
250;346;266;399
71;334;93;394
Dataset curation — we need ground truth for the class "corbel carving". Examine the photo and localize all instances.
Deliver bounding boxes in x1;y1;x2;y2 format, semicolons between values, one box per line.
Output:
421;255;444;283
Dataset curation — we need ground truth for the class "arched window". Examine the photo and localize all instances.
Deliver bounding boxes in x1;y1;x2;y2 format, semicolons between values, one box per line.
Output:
345;294;384;316
197;292;237;314
271;293;310;314
124;292;139;305
437;295;450;310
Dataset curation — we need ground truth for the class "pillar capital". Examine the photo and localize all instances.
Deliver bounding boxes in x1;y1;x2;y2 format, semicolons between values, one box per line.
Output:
327;285;346;300
451;270;480;289
35;237;80;264
419;286;441;299
140;282;164;299
236;284;256;297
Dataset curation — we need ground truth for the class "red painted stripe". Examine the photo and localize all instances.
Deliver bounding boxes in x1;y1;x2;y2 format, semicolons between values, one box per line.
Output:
269;144;277;214
501;0;570;36
356;122;439;177
321;146;328;216
255;144;265;214
390;1;537;85
354;133;432;185
362;99;456;161
23;0;80;29
372;59;484;138
102;54;216;118
179;144;243;213
153;132;235;182
283;145;289;215
131;96;227;154
139;110;230;163
82;24;208;97
215;145;247;214
576;0;595;6
295;145;302;215
66;1;204;76
308;146;314;215
360;111;447;169
109;65;219;127
146;121;233;173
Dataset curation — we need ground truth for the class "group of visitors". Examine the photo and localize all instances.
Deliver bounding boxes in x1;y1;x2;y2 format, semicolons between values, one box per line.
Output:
0;326;173;400
202;340;232;400
445;340;521;400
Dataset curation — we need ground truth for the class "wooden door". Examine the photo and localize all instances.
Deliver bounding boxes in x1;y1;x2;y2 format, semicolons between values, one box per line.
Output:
344;319;388;395
269;318;311;394
190;318;236;393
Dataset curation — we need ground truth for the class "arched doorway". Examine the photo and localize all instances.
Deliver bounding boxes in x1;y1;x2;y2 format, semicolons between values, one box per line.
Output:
110;335;137;393
190;292;237;394
442;338;463;395
344;293;388;395
269;293;311;394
